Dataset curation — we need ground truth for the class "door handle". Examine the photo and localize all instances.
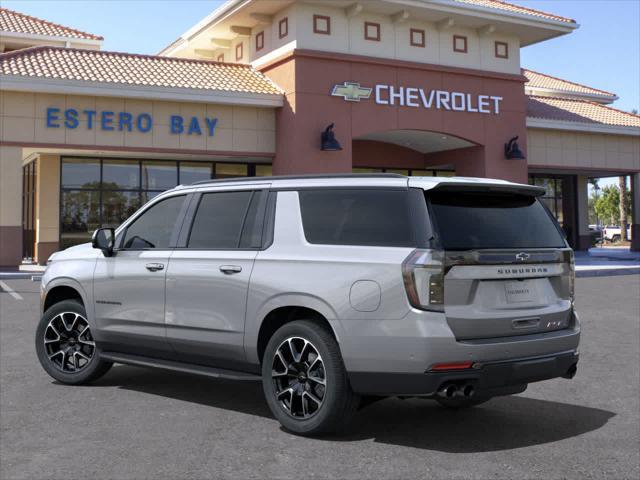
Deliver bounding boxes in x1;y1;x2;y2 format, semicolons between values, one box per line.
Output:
219;265;242;274
145;263;165;272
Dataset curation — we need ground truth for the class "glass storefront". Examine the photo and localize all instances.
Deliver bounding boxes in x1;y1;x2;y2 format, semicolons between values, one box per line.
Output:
352;168;455;176
528;175;564;227
60;157;272;249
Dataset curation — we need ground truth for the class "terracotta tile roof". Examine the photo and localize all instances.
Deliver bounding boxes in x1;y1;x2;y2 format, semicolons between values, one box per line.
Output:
524;69;616;98
527;96;640;128
0;46;283;95
0;7;102;41
452;0;575;24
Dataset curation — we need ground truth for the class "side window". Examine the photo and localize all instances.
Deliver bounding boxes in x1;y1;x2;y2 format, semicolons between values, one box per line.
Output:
121;195;185;249
298;189;414;247
188;190;267;249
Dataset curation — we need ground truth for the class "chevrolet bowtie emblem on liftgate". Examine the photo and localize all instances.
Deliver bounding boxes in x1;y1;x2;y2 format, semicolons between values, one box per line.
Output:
515;252;531;261
331;82;372;102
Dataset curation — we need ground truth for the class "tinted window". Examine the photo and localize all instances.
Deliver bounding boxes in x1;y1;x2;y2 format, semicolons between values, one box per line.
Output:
299;189;413;247
428;191;566;250
122;195;185;249
188;191;255;249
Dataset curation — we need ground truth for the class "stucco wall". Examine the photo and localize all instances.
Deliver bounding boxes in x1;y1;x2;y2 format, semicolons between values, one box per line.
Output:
527;128;640;172
0;91;276;154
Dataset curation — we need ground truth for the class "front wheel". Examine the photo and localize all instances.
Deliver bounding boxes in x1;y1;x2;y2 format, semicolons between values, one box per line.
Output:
35;299;112;385
262;320;359;436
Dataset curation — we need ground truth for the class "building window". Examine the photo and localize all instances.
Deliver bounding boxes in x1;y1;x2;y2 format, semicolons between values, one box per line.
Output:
217;53;224;62
59;157;271;249
495;41;508;59
529;175;564;227
453;35;467;53
235;42;243;61
313;15;330;35
364;22;380;41
255;31;264;51
279;17;288;39
410;28;425;47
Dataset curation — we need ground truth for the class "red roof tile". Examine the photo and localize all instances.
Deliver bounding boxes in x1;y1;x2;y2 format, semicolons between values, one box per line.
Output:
0;7;102;41
0;46;282;96
527;96;640;128
524;69;616;99
453;0;575;24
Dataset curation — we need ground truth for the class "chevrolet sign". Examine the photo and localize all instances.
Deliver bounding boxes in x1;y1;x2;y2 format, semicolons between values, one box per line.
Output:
331;81;502;114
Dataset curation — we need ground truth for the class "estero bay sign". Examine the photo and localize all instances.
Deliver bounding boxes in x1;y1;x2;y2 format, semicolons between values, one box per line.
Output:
45;107;220;136
331;81;503;114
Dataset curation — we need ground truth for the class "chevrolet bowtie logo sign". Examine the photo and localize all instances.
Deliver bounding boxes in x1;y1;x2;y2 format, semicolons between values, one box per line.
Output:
331;82;372;102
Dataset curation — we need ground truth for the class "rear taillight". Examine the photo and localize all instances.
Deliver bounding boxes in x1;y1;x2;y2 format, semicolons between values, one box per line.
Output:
402;249;445;312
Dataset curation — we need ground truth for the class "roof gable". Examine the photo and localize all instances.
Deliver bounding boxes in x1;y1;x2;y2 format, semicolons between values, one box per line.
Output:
0;7;102;41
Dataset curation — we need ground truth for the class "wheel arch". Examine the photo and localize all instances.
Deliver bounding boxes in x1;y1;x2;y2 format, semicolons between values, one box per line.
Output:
42;280;87;314
255;305;341;365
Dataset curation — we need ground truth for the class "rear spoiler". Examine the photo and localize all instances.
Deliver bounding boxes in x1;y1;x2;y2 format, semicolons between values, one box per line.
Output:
426;181;545;197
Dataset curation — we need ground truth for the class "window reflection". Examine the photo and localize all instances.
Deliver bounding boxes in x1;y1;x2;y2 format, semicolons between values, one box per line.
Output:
62;158;100;189
180;162;213;184
103;160;139;189
60;190;100;249
142;161;178;190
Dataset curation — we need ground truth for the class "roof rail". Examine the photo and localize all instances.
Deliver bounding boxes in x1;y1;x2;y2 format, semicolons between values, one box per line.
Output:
190;172;406;186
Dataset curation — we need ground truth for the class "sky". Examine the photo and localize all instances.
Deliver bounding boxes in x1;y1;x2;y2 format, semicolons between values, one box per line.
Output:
2;0;638;113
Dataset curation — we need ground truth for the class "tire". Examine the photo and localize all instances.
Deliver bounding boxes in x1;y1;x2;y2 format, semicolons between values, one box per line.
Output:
435;396;492;409
35;299;112;385
261;319;359;436
611;234;621;243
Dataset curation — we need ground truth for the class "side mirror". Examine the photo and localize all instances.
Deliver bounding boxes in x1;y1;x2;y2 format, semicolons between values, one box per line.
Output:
92;228;115;257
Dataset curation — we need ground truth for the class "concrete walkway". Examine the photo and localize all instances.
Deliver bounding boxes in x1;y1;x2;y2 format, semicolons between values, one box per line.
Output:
575;248;640;277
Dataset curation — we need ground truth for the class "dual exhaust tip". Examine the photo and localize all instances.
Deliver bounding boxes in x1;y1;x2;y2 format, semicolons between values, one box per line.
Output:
437;382;475;399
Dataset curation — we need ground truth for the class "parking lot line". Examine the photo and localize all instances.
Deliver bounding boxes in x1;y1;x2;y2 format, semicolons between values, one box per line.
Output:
0;281;23;300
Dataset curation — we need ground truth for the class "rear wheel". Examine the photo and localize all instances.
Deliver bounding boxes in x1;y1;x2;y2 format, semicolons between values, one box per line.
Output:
262;320;359;436
35;299;112;385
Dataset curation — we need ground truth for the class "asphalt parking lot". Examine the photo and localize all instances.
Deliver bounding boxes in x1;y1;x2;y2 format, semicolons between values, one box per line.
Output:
1;275;639;480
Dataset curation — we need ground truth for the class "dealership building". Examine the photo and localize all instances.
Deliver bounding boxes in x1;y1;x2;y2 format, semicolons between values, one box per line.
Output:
1;0;639;266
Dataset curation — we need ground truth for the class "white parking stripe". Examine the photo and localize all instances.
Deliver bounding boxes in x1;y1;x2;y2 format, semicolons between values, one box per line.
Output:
0;281;23;300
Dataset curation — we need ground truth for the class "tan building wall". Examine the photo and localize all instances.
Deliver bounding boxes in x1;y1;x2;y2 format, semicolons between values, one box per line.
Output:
201;3;520;75
0;145;22;265
527;128;640;172
0;91;277;154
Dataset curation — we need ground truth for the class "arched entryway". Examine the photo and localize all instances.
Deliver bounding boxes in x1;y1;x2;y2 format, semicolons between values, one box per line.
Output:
352;129;485;176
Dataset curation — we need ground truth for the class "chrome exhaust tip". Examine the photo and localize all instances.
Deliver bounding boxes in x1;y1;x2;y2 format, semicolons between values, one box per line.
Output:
438;383;458;398
462;384;475;398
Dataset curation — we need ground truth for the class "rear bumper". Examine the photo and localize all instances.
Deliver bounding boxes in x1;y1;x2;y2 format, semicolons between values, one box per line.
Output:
349;351;579;396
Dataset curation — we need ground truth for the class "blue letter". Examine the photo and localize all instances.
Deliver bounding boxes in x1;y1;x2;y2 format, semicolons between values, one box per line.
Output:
187;117;202;135
83;110;96;129
46;108;60;128
170;115;183;134
205;117;218;137
64;108;79;129
118;112;133;132
137;113;152;133
101;111;114;131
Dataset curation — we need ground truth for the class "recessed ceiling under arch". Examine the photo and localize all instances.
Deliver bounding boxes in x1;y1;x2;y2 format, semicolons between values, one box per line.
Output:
354;130;475;154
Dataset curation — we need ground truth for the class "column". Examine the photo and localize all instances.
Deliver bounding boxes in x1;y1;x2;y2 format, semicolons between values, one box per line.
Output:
0;146;23;266
576;175;591;250
36;154;61;265
631;172;640;252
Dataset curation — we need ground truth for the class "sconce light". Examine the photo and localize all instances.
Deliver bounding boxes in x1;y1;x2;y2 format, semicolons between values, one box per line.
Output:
504;136;525;160
321;123;342;151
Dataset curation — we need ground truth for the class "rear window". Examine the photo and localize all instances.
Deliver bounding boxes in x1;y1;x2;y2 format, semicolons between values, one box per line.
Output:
298;189;413;247
427;191;566;250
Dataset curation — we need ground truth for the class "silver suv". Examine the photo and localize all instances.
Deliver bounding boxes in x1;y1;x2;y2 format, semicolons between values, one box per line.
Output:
36;174;580;435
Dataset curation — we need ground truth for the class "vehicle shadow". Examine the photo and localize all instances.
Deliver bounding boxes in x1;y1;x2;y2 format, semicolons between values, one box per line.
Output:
90;365;615;453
